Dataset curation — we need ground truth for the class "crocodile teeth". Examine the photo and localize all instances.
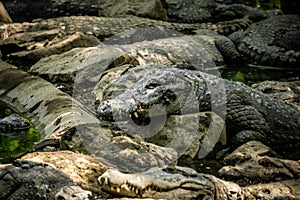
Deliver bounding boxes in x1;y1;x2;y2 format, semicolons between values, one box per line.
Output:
121;184;130;191
133;112;138;118
135;188;139;194
98;177;109;185
116;187;120;193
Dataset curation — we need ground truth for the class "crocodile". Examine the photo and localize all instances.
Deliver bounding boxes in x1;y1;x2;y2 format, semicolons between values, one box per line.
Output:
0;15;252;41
1;0;278;24
161;0;281;23
98;165;300;199
0;113;30;137
161;0;216;23
97;67;300;160
229;15;300;68
0;15;252;68
98;165;243;199
0;160;76;200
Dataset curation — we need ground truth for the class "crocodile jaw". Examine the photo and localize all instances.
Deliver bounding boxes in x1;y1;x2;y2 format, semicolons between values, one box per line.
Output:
98;169;152;197
98;167;216;198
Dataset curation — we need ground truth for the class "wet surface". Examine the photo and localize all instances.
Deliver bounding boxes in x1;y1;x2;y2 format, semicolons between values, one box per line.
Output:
0;102;40;163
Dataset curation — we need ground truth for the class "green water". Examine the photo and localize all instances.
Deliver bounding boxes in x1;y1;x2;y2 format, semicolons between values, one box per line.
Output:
221;66;300;86
0;103;40;163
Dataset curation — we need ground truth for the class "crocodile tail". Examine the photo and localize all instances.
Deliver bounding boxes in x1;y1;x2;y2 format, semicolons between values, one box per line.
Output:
238;41;300;68
200;17;252;35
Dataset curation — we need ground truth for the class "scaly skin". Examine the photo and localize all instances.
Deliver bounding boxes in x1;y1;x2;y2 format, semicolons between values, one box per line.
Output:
97;67;300;160
98;166;243;199
98;166;300;199
0;15;252;41
230;15;300;68
162;0;216;23
0;160;75;200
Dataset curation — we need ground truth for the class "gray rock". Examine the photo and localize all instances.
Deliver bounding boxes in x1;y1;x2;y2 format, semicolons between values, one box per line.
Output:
219;141;300;186
21;151;109;195
145;112;226;159
55;186;92;200
252;81;300;110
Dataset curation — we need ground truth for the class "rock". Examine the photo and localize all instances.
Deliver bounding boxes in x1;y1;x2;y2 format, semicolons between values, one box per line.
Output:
2;31;100;69
21;151;109;195
98;0;167;21
243;179;300;199
30;46;124;95
55;186;92;200
144;112;226;159
94;135;178;173
252;80;300;110
0;60;106;149
0;160;75;200
219;141;300;186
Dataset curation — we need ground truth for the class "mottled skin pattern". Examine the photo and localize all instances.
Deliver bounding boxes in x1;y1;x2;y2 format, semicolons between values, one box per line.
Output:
97;67;300;160
0;15;252;42
0;160;74;200
162;0;216;23
98;166;243;199
230;15;300;68
162;0;282;24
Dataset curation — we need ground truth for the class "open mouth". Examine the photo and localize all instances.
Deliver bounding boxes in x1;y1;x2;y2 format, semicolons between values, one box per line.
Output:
129;104;152;126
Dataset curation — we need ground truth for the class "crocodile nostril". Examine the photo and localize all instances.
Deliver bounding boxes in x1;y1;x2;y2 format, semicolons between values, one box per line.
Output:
97;101;113;117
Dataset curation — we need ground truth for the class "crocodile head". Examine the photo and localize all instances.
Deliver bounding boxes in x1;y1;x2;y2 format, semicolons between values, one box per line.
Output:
97;67;205;125
98;166;215;198
0;113;30;137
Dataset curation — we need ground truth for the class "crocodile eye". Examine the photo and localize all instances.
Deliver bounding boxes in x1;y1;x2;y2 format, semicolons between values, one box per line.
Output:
145;82;159;89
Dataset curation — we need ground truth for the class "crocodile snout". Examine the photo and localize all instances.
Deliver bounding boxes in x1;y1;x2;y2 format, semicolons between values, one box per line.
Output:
97;100;134;122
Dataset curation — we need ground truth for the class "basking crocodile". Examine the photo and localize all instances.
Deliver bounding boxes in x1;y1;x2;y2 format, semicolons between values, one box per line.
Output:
163;0;281;23
0;15;251;68
98;165;243;199
0;160;76;200
0;15;252;41
162;0;216;23
229;15;300;68
97;67;300;160
98;165;300;199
